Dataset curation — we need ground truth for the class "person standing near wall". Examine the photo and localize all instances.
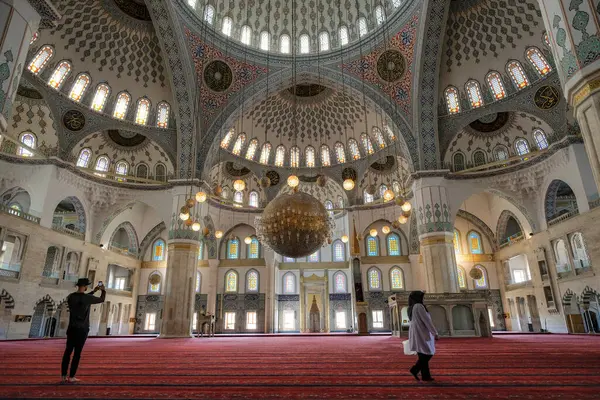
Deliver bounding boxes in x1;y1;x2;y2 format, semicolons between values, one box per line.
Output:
407;290;439;382
61;278;106;383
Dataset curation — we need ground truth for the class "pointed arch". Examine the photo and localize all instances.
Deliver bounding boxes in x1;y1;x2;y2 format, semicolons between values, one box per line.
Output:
457;266;467;289
283;272;296;293
28;45;54;74
486;71;506;100
526;47;551;76
113;92;131;120
386;232;401;256
332;240;346;262
473;265;488;289
246;269;259;292
91;83;110;112
366;235;380;256
333;270;347;293
390;266;404;290
496;210;524;245
109;221;139;256
367;267;382;291
445;86;461;114
465;80;484;108
226;237;240;259
467;230;483;254
507;60;529;89
69;73;91;102
225;269;238;292
151;238;166;261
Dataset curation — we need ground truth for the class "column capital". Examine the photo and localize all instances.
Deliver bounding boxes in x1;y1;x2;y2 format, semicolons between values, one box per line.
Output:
411;179;453;236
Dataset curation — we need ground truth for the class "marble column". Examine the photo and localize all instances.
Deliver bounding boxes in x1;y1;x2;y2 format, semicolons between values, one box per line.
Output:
0;0;41;132
538;1;600;191
413;176;459;293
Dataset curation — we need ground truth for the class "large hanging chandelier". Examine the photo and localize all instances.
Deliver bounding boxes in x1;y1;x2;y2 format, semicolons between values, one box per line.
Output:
256;191;333;258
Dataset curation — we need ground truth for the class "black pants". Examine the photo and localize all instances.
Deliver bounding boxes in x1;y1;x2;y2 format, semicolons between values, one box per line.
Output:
411;352;433;380
61;328;88;377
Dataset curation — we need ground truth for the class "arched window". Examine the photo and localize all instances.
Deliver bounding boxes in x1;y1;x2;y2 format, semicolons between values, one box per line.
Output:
91;83;110;112
473;150;486;167
76;148;92;167
473;265;488;289
280;34;291;54
28;45;53;74
325;200;333;218
533;129;549;150
390;267;404;290
379;184;388;200
222;17;233;36
246;269;259;292
468;231;483;254
275;145;285;167
337;195;344;208
227;238;240;259
348;139;361;160
364;189;374;204
571;232;590;269
221;128;235;149
486;71;506;100
358;17;368;37
30;31;39;45
305;146;316;167
135;98;151;125
283;272;296;293
515;138;530;156
18;133;36;157
155;164;166;182
335;142;346;163
195;271;202;292
260;31;270;50
290;146;300;168
375;6;386;24
392;181;401;195
240;25;252;45
221;187;230;199
333;271;347;293
507;60;529;89
249;191;259;208
366;236;379;256
554;239;571;272
453;152;465;171
152;239;165;261
203;4;215;24
319;32;330;51
113;92;131;120
526;47;551;76
333;240;345;261
95;155;110;172
445;86;460;114
248;237;260;259
136;163;148;179
259;142;271;164
494;146;509;161
543;32;551;46
387;233;401;256
339;26;349;46
69;74;91;102
115;160;128;176
148;273;161;293
233;191;243;207
232;133;246;155
360;133;375;155
392;0;402;7
225;270;238;292
321;145;331;166
373;127;386;148
453;229;461;254
156;102;170;128
299;34;310;54
308;250;319;262
383;124;396;140
368;267;382;291
245;138;258;160
457;267;467;289
48;61;71;89
465;80;484;108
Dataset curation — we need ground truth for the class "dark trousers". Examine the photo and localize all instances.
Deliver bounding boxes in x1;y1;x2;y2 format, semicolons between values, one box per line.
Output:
411;352;433;380
61;328;88;377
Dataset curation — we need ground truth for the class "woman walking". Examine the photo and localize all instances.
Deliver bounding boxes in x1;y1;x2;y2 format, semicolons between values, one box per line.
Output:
408;290;438;382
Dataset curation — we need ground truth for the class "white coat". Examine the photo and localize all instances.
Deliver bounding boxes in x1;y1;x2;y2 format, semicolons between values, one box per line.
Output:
408;303;438;355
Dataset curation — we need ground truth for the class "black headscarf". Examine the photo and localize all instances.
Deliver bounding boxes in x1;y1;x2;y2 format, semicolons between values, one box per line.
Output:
407;290;426;321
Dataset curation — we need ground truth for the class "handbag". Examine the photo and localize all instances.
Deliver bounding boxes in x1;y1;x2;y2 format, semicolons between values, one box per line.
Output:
403;340;416;356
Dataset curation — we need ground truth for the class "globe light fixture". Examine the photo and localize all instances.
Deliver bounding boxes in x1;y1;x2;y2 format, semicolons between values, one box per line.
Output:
233;179;246;192
195;191;207;203
287;175;300;188
192;222;201;231
382;225;391;234
244;236;252;244
370;228;378;237
341;235;349;243
383;189;395;202
215;230;223;239
398;214;408;224
401;201;412;213
186;198;196;208
343;178;355;191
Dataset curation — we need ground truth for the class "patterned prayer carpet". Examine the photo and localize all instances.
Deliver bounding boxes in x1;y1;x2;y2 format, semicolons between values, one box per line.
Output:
0;334;599;399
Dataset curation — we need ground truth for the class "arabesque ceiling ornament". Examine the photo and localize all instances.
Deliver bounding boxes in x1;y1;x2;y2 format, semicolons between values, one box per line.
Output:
534;86;560;110
62;110;85;132
377;50;406;83
204;60;233;92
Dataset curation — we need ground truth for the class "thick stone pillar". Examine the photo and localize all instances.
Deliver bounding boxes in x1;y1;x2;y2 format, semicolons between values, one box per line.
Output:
413;176;459;293
0;0;41;132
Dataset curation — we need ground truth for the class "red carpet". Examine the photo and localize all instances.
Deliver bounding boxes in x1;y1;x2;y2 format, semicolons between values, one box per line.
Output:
0;335;599;399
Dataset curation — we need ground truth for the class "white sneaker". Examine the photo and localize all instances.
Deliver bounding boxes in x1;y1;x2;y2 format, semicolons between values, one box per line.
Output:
68;377;81;383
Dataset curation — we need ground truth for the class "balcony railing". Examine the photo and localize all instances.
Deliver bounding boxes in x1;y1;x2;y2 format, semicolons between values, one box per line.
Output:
0;204;41;224
499;232;524;248
51;224;85;240
0;267;20;279
547;209;579;227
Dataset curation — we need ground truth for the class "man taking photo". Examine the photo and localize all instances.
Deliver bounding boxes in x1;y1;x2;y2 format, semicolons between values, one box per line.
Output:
61;278;106;383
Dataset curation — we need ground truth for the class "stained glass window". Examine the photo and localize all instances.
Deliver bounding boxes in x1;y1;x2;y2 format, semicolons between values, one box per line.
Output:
113;92;131;120
358;17;368;37
195;271;201;292
156;102;170;128
348;139;360;160
445;86;460;114
135;98;150;125
249;237;259;259
473;150;486;167
245;139;258;160
30;31;39;45
392;181;401;195
367;236;379;256
115;161;128;176
526;47;551;76
76;148;92;167
246;270;259;292
373;127;386;148
225;270;238;292
457;267;467;289
321;145;331;166
308;251;319;262
494;146;508;161
335;142;346;163
290;146;300;168
249;191;259;208
95;156;109;172
453;152;465;171
453;229;461;254
227;238;240;259
259;143;271;164
368;268;381;290
232;133;246;155
486;71;506;100
319;32;330;51
18;133;36;157
148;273;161;293
387;233;400;256
28;46;53;74
221;128;235;149
69;74;90;102
507;61;529;89
152;239;165;261
533;129;548;150
379;184;388;199
260;31;270;50
364;190;374;204
474;265;488;288
334;271;346;293
390;267;403;290
283;272;295;293
203;4;214;24
465;80;484;108
300;34;310;54
515;139;530;156
543;32;550;46
468;231;483;254
222;17;232;36
48;61;71;89
305;146;315;167
280;34;291;54
339;26;349;46
375;6;385;24
360;133;375;155
233;191;243;207
275;145;285;166
91;84;110;112
333;240;345;261
240;25;252;45
384;124;396;140
325;200;333;218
